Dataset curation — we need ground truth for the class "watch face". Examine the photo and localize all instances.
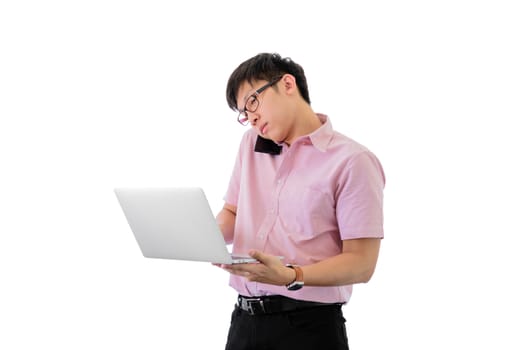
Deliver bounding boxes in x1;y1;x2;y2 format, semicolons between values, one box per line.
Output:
287;281;304;291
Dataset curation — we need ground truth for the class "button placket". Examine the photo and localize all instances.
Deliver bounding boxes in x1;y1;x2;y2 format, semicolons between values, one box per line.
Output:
254;148;293;251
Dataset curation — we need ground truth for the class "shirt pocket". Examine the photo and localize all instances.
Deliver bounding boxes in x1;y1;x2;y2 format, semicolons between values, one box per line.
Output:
279;186;336;240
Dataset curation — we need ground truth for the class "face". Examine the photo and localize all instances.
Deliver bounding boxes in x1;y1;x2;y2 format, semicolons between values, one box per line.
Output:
236;77;293;144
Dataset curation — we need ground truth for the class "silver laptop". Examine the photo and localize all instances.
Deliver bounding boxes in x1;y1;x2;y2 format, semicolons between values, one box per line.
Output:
114;187;256;264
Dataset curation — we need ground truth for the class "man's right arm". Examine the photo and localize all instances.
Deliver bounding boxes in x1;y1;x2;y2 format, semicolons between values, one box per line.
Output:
216;203;237;244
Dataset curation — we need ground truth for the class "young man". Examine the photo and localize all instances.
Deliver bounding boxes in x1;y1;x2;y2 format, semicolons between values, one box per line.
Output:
216;53;385;350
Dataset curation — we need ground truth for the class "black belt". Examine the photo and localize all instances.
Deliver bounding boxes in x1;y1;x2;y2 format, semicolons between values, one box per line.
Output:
237;295;342;316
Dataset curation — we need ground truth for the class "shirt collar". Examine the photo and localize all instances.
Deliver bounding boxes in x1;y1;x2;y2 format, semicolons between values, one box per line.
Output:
307;113;333;152
254;114;333;155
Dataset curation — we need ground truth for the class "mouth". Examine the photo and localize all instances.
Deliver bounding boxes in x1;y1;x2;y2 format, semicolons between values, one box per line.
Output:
259;123;268;135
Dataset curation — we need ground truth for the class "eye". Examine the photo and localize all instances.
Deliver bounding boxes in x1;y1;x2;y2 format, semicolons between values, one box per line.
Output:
246;95;258;111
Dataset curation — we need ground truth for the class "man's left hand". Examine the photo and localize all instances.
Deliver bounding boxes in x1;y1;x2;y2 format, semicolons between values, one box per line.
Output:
221;250;295;286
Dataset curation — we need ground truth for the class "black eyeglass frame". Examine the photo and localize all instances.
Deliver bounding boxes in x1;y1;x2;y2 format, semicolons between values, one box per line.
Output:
237;76;283;125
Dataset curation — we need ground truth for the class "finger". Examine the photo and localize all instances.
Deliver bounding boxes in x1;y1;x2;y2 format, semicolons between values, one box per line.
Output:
222;264;251;275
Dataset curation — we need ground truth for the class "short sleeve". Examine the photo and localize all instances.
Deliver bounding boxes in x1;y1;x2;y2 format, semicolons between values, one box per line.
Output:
223;131;251;207
336;151;385;239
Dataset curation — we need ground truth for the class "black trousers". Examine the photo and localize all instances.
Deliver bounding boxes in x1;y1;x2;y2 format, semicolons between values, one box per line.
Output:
224;303;349;350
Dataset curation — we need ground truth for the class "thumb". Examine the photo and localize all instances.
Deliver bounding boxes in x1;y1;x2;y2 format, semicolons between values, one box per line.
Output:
249;250;270;264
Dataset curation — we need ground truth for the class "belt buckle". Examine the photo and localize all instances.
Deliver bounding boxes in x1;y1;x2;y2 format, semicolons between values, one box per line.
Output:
246;298;266;315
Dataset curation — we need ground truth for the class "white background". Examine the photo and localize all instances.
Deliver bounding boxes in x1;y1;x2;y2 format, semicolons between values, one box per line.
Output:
1;1;523;349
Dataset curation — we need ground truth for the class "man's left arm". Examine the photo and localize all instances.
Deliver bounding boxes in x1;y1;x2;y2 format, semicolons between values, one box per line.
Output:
300;238;381;286
221;238;381;287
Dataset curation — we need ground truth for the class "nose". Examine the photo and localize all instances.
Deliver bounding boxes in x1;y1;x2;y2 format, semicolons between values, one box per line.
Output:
248;112;259;126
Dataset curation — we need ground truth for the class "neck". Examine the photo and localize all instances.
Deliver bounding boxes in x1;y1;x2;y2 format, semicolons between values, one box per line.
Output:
283;106;321;146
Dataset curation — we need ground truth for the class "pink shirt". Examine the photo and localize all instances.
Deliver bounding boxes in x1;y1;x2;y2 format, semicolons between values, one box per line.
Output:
224;114;385;303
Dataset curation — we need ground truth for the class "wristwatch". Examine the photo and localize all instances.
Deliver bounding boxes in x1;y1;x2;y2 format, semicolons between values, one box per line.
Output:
285;265;304;291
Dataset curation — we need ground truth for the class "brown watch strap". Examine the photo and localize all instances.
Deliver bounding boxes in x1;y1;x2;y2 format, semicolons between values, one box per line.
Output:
288;265;304;284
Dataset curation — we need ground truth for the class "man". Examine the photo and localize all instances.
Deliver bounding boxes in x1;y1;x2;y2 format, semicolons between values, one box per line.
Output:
216;53;385;350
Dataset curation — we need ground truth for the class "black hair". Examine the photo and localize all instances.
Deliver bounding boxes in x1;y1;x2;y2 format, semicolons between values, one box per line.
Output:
226;53;311;111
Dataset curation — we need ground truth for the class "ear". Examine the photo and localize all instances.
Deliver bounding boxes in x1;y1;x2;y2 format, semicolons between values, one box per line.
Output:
281;74;297;96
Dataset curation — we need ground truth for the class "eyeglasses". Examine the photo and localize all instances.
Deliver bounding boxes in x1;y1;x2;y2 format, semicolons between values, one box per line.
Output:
237;76;283;125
